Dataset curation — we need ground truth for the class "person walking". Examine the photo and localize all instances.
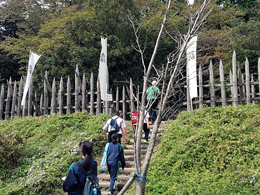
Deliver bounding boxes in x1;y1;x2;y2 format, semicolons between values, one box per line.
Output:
63;141;98;195
103;111;127;144
106;134;126;195
146;80;160;124
143;109;151;142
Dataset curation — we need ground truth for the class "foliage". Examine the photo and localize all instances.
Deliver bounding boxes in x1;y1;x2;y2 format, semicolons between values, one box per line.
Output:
147;104;260;194
0;112;109;195
0;132;23;171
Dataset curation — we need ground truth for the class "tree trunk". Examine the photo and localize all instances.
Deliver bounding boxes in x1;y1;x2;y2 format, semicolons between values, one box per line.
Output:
136;181;146;195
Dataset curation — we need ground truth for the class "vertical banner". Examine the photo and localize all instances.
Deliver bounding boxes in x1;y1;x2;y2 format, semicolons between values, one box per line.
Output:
186;36;198;101
21;51;41;107
99;37;108;101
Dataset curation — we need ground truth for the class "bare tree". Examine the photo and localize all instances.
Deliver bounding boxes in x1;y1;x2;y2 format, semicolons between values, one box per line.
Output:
119;0;212;194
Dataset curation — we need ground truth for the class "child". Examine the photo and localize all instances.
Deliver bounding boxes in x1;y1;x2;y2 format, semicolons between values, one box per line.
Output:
63;141;98;195
107;134;126;195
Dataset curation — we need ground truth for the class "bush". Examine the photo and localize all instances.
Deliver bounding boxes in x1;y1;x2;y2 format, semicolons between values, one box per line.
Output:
0;112;109;195
147;105;260;194
0;132;23;173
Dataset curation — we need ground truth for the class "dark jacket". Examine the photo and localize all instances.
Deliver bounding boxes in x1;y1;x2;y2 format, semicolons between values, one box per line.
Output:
63;158;98;195
107;142;126;168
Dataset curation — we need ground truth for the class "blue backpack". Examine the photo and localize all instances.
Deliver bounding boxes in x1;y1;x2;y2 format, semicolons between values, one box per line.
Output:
77;162;101;195
100;143;109;172
108;117;120;133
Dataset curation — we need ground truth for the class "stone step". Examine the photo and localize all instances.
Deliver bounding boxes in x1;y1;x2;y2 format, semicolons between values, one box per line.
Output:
124;149;146;155
99;174;129;181
125;144;148;149
99;181;126;189
129;139;150;144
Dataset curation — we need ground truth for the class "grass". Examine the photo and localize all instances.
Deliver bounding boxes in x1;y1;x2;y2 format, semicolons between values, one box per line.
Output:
0;112;109;195
146;104;260;194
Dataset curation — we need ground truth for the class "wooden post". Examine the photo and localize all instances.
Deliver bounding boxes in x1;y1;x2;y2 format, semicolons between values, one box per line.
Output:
44;71;48;115
251;74;255;104
219;60;226;107
245;58;251;104
209;60;215;106
0;84;4;119
51;78;56;114
230;70;234;101
109;88;113;115
258;57;260;97
5;79;12;119
33;92;37;117
90;72;94;113
40;93;43;115
67;76;71;114
242;74;245;99
130;78;134;112
28;77;33;116
59;77;64;115
116;87;119;111
82;74;86;112
137;85;140;112
17;77;23;117
75;65;80;112
198;64;203;108
237;65;245;99
186;82;191;111
96;80;101;115
22;99;28;117
122;86;126;120
11;81;17;119
232;51;238;108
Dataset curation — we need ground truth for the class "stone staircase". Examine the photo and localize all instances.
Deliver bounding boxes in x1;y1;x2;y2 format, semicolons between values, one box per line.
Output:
99;123;166;195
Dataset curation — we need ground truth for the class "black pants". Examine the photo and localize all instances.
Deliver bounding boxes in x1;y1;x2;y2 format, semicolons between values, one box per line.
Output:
108;133;122;144
143;123;150;141
149;99;158;123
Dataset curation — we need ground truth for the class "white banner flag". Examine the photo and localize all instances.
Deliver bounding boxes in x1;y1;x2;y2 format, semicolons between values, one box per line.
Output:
99;37;108;101
186;36;198;100
21;51;41;107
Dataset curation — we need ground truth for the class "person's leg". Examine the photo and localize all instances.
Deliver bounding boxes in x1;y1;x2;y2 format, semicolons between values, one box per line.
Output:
117;134;122;144
143;123;150;141
108;161;119;194
151;100;158;123
108;133;112;143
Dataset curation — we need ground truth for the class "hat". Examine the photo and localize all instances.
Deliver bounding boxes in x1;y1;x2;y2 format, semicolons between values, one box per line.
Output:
152;80;157;86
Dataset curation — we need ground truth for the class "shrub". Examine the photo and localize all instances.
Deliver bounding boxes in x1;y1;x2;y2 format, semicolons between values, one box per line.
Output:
0;132;23;174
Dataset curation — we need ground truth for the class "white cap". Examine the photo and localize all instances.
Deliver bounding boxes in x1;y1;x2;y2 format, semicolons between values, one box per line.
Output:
152;80;157;85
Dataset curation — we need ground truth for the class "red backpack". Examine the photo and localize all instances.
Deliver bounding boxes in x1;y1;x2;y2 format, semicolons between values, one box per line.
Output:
131;112;138;125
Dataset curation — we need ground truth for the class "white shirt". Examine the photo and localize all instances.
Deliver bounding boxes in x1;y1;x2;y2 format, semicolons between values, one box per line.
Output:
143;110;150;124
103;116;126;134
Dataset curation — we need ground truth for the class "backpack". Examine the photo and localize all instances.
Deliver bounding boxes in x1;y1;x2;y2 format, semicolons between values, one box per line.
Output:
100;143;109;172
107;117;120;133
77;162;101;195
131;112;138;125
151;86;159;99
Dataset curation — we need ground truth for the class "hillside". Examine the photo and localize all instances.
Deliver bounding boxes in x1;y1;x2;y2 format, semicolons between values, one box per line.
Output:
146;105;260;194
0;113;109;195
1;105;260;195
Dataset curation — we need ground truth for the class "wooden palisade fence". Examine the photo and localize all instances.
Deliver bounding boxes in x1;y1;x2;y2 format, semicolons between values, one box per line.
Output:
186;51;260;110
0;65;137;121
2;51;259;121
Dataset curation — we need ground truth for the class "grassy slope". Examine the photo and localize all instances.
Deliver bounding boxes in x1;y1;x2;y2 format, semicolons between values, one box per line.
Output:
147;105;260;195
0;112;109;195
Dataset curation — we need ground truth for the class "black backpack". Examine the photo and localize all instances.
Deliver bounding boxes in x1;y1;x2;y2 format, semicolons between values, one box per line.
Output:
108;117;120;133
77;162;101;195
